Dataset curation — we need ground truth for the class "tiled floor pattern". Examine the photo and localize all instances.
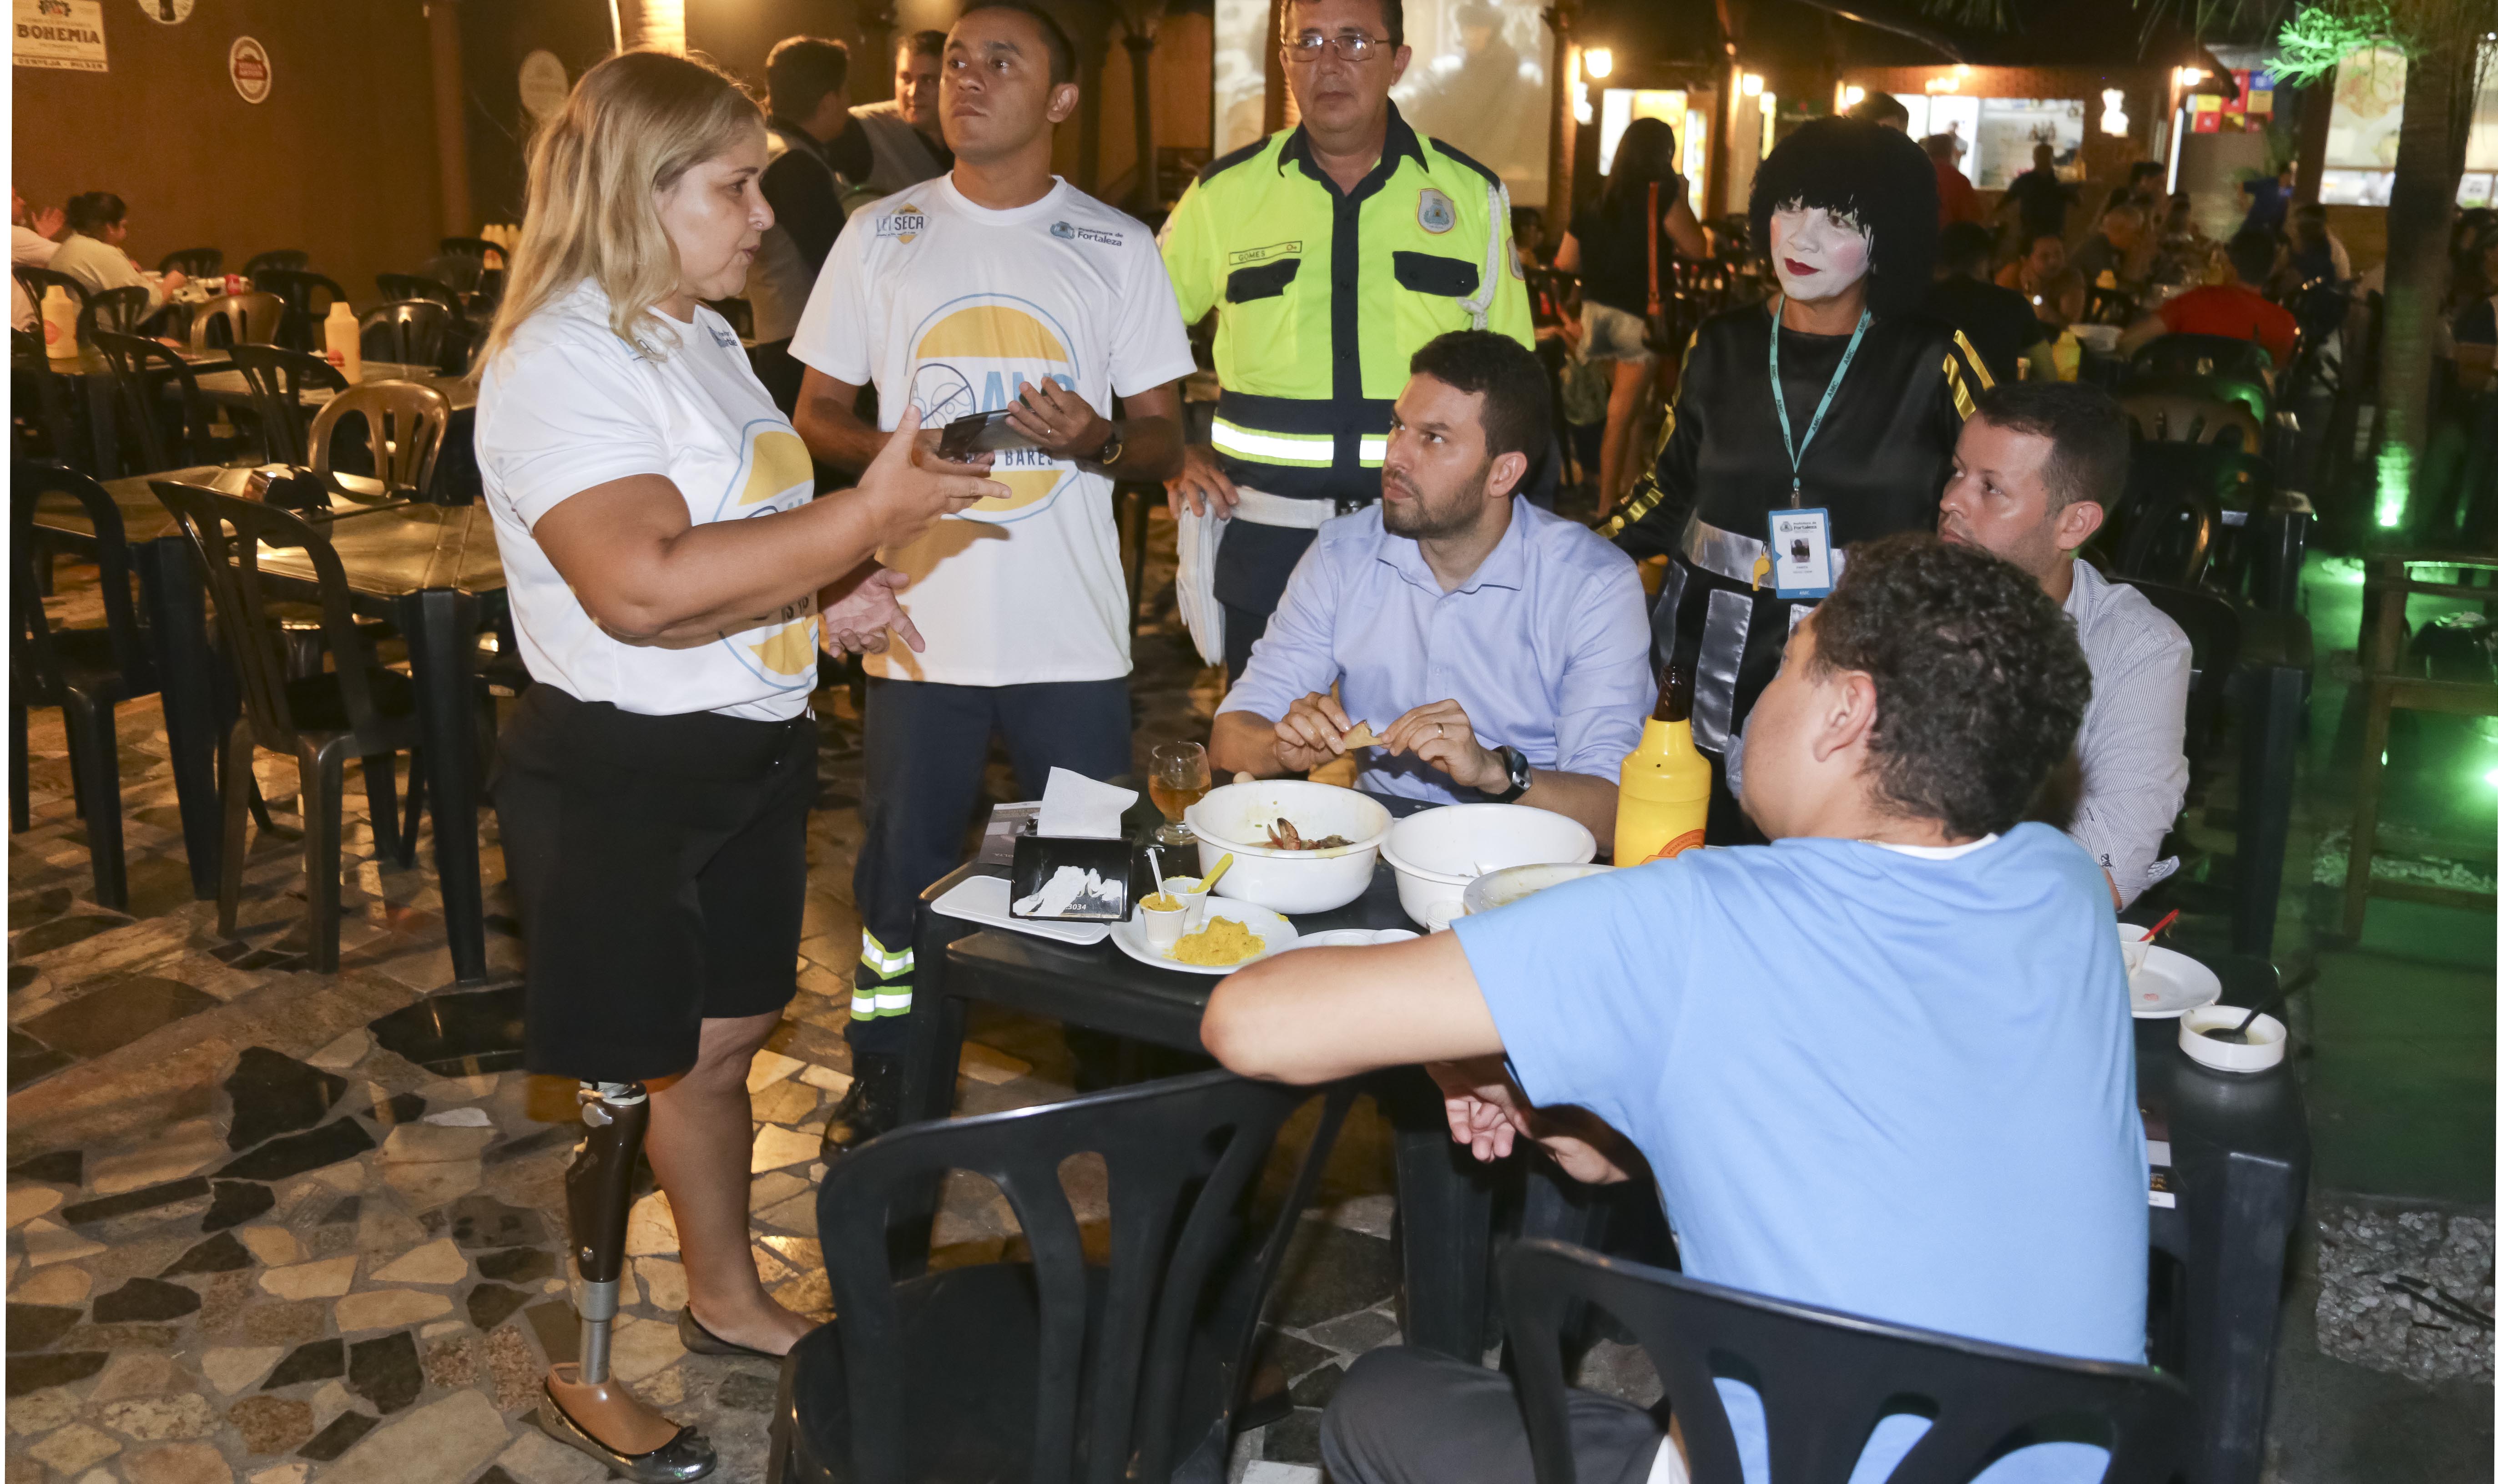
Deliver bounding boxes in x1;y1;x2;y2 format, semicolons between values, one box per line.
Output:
6;515;1414;1484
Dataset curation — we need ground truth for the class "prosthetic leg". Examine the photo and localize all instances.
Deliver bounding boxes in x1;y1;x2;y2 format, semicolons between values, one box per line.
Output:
540;1083;717;1482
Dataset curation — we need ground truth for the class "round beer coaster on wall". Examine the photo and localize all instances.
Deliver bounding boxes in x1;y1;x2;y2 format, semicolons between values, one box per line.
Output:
140;0;196;24
229;35;271;103
518;50;569;121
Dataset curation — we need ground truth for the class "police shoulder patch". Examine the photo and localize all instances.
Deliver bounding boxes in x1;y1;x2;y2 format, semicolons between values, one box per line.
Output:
1418;188;1457;234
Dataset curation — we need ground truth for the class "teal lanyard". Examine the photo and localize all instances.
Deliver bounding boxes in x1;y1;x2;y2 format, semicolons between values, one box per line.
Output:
1768;303;1872;507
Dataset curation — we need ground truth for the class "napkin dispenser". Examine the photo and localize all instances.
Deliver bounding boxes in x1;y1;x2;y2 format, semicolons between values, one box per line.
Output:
1008;836;1135;922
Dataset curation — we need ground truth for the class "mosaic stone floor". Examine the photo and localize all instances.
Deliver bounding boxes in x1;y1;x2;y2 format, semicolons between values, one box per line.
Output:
6;510;1422;1484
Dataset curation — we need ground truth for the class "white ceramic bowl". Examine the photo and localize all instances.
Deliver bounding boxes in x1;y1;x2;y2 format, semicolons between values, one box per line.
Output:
1186;780;1392;914
2178;1006;2288;1073
1381;804;1598;928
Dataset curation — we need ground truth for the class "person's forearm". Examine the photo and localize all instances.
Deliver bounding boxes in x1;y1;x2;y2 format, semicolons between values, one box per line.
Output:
1209;710;1284;778
583;488;892;643
795;379;890;473
1098;414;1183;483
1519;770;1618;854
1205;933;1505;1084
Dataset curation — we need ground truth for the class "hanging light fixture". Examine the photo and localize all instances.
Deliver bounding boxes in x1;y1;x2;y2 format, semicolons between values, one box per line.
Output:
2100;88;2129;136
1584;47;1613;80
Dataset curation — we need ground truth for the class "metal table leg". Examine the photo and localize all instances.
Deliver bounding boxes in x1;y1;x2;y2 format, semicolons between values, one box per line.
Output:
134;536;226;898
1382;1068;1498;1362
404;588;487;983
2182;1148;2305;1484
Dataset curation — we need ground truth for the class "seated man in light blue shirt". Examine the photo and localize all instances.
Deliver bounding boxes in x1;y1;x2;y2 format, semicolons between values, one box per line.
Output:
1205;535;2147;1484
1209;331;1654;850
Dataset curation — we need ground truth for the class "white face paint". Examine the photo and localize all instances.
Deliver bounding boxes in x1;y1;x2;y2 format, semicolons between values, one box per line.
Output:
1769;204;1872;304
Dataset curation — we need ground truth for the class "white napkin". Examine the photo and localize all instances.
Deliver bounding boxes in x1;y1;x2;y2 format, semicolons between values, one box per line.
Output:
1037;767;1135;839
1175;505;1227;667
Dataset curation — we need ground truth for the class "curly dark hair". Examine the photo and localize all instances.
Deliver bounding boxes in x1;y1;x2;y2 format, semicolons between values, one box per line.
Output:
1806;534;2091;838
1748;117;1938;320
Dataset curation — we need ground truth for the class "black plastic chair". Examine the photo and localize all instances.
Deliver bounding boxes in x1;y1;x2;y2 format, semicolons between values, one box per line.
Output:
153;480;426;973
2128;333;2274;385
251;269;350;354
376;273;462;313
14;266;87;340
159;247;224;279
358;300;454;370
11;463;161;908
1501;1239;2196;1484
12;327;83;467
771;1069;1356;1483
241;249;310;278
92;330;252;474
2119;389;2262;452
77;285;156;347
227;344;346;465
436;235;507;270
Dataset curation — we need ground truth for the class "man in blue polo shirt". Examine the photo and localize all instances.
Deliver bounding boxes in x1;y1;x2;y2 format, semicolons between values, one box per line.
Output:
1205;534;2145;1484
1209;330;1652;851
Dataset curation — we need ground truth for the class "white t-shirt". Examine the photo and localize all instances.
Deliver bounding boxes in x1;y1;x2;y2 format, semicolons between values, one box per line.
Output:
790;176;1196;686
476;280;819;722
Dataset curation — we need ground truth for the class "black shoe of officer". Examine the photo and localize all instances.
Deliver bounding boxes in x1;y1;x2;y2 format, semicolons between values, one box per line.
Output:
819;1053;903;1159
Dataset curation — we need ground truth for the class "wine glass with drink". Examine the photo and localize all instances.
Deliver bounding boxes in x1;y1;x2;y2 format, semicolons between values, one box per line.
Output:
1149;740;1212;846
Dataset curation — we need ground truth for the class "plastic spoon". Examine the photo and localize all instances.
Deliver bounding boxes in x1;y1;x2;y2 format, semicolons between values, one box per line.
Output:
1149;852;1167;900
1198;853;1236;894
2204;985;2290;1045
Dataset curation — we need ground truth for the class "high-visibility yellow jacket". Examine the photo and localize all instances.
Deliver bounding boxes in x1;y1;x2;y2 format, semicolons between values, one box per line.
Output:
1157;104;1534;504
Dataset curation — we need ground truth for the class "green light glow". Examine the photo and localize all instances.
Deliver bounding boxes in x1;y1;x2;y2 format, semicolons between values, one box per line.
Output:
2376;445;2410;530
2484;767;2498;789
2272;4;2399;82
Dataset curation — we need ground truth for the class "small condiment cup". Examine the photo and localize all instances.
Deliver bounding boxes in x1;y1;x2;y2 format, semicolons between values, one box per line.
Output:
1161;875;1213;929
1421;900;1464;934
2117;923;2153;978
1139;894;1188;951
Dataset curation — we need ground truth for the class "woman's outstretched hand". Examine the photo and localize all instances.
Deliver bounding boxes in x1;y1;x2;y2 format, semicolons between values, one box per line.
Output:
818;564;920;656
856;406;1005;550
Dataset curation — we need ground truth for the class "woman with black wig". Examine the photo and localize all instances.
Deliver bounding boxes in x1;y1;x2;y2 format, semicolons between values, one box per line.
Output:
1599;117;1991;835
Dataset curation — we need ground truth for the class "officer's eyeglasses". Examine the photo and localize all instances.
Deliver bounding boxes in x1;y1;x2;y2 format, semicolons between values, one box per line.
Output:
1284;31;1388;61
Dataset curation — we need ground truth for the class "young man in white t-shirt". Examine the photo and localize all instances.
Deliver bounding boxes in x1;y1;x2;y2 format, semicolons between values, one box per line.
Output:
791;0;1196;1148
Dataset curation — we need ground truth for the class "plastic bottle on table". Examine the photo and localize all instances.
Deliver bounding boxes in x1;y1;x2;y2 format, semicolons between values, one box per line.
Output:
323;300;362;384
41;287;79;361
1613;662;1711;866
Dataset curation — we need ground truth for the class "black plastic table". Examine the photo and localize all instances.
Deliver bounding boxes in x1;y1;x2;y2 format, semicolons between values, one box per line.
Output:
33;473;506;983
900;842;2307;1484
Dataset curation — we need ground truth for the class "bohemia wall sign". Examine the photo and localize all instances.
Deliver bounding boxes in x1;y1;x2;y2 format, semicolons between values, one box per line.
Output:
15;0;110;72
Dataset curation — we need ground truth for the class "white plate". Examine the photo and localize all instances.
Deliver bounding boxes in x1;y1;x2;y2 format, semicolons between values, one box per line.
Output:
1110;902;1299;975
1289;929;1421;949
2130;946;2221;1018
930;875;1111;946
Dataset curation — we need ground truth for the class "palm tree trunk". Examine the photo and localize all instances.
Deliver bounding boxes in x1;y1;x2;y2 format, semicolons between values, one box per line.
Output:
2369;44;2462;536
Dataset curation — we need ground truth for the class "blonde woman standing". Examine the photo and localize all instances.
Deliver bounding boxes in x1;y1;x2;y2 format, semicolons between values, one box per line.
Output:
475;50;1000;1479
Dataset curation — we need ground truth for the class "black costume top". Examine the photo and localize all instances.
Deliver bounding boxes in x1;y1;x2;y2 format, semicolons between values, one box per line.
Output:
1600;303;1991;560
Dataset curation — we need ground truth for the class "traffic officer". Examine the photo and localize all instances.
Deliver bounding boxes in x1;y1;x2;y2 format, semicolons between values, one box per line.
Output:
1159;0;1534;678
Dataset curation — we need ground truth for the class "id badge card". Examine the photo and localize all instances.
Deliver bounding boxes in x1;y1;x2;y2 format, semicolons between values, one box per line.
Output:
1768;507;1834;600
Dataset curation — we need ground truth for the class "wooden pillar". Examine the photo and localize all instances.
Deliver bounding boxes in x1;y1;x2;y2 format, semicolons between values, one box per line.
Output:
1263;0;1292;135
428;0;472;238
860;4;898;102
2292;65;2334;209
1540;0;1576;225
1124;24;1161;212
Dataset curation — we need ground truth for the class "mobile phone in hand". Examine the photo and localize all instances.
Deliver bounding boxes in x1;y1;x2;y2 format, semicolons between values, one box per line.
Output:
937;408;1037;462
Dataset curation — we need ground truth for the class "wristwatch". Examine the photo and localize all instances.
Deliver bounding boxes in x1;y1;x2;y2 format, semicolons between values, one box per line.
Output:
1090;426;1125;468
1480;744;1533;802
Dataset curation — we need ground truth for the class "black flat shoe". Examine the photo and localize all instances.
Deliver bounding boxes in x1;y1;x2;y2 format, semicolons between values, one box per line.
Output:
678;1305;777;1359
540;1384;717;1482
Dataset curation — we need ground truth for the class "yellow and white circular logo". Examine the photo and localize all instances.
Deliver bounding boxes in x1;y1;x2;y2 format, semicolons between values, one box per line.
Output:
904;293;1083;524
713;418;821;686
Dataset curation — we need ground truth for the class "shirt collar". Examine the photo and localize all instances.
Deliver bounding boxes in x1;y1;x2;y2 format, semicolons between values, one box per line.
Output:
1376;499;1531;596
1277;101;1429;195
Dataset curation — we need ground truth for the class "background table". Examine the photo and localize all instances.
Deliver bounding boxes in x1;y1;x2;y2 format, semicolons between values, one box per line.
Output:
30;472;507;983
902;838;2308;1484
